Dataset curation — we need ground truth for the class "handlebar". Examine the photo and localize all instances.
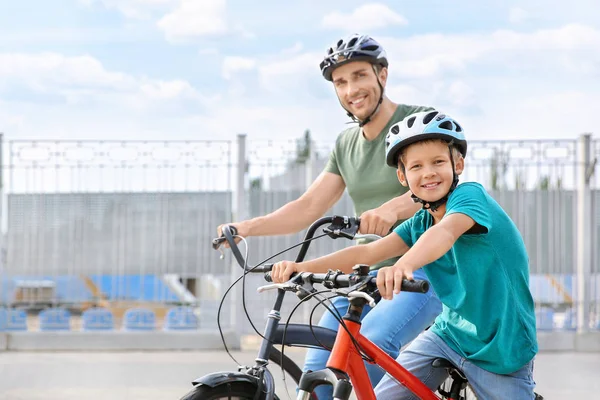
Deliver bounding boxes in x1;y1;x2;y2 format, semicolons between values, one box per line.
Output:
213;215;362;273
262;270;430;294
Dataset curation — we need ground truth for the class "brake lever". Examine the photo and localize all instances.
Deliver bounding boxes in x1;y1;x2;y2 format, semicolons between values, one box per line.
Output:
346;291;377;308
256;283;299;293
323;215;360;240
212;226;239;250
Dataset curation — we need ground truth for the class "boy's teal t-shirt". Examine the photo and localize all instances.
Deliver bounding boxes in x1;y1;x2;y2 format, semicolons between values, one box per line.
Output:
394;182;538;374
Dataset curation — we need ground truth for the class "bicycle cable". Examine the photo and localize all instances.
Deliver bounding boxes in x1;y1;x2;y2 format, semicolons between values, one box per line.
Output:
216;232;330;366
277;285;378;399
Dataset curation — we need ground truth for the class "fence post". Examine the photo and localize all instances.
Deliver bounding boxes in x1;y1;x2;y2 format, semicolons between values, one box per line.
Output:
576;133;593;333
231;134;247;340
0;133;3;274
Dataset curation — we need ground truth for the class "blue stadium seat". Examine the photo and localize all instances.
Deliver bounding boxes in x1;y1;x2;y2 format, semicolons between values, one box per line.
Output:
6;309;27;331
123;308;156;331
39;308;71;331
82;307;114;331
91;275;178;302
164;306;198;330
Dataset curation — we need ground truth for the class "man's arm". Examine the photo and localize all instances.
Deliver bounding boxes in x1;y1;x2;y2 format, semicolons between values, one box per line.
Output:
218;171;346;239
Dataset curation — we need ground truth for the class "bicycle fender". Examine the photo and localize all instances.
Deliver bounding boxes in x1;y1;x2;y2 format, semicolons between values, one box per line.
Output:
191;371;260;388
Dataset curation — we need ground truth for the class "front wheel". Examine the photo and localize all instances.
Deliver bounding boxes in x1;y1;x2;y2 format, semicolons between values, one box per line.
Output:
180;380;280;400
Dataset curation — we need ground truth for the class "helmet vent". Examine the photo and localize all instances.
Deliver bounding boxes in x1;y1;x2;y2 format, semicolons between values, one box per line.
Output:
453;122;463;132
348;37;358;47
362;45;379;51
438;121;454;131
391;125;400;134
423;111;438;125
407;116;416;128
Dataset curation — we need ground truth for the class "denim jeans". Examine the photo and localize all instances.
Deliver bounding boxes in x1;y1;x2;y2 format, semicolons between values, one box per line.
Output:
303;268;442;400
374;329;537;400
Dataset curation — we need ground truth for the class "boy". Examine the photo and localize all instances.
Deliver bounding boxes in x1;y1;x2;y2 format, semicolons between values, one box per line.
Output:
271;110;538;399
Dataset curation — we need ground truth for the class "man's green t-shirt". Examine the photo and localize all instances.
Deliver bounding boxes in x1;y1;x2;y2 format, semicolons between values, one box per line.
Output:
323;104;432;269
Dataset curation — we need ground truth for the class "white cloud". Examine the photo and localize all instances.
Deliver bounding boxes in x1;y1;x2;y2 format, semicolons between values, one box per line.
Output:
157;0;229;42
222;56;257;80
509;7;529;24
0;52;204;111
0;53;133;91
79;0;176;19
379;24;600;79
257;52;320;94
321;3;408;31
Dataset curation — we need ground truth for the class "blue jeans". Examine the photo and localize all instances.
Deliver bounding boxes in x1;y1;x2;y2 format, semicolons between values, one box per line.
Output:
303;268;442;400
374;329;537;399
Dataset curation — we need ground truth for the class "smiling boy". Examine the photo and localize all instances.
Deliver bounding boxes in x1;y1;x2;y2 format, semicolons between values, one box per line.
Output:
272;110;539;399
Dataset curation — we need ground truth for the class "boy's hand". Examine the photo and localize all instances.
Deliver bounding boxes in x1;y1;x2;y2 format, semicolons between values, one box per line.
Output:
376;262;415;300
271;261;300;283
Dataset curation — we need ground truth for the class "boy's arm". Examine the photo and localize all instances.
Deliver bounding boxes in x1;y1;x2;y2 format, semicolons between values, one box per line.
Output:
270;233;410;283
301;232;409;273
378;213;476;299
396;213;476;277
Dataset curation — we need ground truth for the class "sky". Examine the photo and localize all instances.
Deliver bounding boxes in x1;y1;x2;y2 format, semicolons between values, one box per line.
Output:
0;0;599;143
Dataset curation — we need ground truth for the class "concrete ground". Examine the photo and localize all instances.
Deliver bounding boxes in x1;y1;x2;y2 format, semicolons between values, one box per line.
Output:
0;348;597;400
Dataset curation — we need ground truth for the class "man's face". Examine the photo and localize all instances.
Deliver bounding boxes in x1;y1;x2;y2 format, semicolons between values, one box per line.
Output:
331;61;387;120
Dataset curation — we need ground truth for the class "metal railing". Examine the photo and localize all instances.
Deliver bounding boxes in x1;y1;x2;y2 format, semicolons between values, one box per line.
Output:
0;133;596;333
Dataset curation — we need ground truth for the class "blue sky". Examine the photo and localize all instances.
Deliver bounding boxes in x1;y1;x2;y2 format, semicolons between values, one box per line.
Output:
0;0;599;142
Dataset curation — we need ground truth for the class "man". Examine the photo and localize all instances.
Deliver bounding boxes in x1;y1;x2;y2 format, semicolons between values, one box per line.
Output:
218;34;442;399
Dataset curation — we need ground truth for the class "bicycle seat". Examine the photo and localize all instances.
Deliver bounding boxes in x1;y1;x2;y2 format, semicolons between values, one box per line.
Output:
431;358;467;381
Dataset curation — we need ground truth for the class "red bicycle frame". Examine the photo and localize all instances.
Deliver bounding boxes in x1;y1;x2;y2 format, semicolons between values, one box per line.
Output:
326;318;440;400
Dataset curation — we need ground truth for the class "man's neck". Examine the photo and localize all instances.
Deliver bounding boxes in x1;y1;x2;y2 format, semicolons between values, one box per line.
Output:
361;97;397;141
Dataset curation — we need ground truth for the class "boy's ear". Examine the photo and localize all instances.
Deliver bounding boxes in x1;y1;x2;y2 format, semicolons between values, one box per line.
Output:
454;156;465;176
397;168;408;187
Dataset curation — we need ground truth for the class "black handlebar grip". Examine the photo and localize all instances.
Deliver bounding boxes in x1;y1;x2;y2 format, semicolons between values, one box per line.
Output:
401;279;430;293
263;268;297;283
264;271;273;282
253;263;273;274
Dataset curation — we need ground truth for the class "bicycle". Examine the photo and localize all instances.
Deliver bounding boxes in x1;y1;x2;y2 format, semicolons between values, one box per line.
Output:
180;215;366;400
180;215;534;399
269;269;543;400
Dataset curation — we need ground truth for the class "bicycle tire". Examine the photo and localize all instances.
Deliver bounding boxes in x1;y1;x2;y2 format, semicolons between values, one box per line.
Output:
179;380;281;400
268;347;319;400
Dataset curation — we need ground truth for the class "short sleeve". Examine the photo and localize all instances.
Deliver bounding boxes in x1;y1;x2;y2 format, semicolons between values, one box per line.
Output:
393;217;414;247
445;183;493;232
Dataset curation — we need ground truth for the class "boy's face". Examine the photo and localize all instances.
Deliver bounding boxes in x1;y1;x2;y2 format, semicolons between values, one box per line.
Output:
396;140;464;203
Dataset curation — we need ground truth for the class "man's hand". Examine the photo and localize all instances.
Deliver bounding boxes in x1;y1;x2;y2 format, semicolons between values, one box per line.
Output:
271;261;300;283
359;206;397;237
216;222;250;248
376;262;415;300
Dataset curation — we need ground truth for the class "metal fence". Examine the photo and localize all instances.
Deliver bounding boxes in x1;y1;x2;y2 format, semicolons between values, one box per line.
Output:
0;134;597;333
